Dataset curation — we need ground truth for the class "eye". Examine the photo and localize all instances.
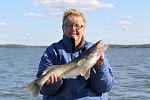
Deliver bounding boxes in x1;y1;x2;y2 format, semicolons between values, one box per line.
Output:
63;24;84;30
75;24;80;27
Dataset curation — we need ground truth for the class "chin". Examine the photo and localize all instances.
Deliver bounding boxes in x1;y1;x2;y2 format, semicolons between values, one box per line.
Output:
71;35;77;39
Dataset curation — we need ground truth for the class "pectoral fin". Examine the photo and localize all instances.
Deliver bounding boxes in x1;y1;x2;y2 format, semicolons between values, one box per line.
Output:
77;59;86;66
83;69;91;80
80;67;90;80
92;67;96;73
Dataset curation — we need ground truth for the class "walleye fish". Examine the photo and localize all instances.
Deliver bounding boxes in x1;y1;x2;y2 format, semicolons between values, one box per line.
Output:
25;40;108;96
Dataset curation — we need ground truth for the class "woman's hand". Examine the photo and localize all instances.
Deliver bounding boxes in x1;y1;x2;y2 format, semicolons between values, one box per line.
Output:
94;46;105;67
95;54;104;66
45;74;62;84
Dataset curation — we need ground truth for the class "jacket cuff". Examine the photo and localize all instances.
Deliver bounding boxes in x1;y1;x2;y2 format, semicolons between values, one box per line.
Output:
94;64;105;72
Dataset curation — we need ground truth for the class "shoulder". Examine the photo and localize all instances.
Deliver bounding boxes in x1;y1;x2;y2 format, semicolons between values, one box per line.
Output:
84;41;93;49
41;40;63;60
46;40;63;52
41;40;64;63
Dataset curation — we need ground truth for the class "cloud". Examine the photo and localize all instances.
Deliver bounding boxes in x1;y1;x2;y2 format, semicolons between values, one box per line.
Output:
0;22;10;28
0;21;25;32
0;22;17;29
0;16;6;20
116;20;132;25
0;34;7;39
32;0;114;15
116;16;134;30
121;16;133;19
23;12;45;17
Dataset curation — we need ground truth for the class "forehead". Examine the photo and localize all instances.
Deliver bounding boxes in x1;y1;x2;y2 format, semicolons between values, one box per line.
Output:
63;15;84;25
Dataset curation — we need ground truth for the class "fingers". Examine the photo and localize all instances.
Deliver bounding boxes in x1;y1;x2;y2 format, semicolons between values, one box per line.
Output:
45;74;61;84
99;54;104;64
53;74;60;83
100;47;105;55
45;79;50;84
95;54;104;67
100;54;104;60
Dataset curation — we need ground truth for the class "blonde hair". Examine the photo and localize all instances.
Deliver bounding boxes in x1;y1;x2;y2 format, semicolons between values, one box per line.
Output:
62;9;86;24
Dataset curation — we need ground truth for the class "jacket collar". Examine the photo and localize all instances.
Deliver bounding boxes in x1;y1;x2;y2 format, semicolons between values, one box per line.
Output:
62;34;86;52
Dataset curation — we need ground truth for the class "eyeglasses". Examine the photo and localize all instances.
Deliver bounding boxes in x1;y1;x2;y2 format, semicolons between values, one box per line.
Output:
63;24;84;30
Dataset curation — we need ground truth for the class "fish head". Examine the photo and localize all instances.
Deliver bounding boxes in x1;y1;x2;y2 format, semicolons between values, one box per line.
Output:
86;40;108;67
89;40;108;57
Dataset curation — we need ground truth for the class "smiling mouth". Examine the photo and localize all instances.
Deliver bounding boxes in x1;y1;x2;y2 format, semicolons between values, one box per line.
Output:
69;32;77;35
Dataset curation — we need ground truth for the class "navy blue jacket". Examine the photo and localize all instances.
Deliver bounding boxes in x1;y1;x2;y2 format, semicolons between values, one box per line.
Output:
37;35;114;100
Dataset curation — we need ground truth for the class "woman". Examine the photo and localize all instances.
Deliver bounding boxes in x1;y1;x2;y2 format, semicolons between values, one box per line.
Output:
37;9;114;100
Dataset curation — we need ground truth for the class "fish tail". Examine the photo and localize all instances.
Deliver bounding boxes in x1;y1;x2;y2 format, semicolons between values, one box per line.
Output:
25;79;41;96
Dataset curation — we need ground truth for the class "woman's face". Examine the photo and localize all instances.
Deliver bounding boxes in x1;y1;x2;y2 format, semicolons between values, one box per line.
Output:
62;15;85;46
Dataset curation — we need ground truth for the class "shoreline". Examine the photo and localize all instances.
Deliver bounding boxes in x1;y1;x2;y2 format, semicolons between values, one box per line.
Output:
0;44;150;48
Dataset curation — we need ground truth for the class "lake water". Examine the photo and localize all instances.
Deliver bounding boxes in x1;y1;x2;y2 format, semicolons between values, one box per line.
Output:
0;47;149;100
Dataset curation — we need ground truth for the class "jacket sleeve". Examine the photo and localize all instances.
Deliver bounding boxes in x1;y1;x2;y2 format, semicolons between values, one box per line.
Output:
36;46;63;95
90;54;114;94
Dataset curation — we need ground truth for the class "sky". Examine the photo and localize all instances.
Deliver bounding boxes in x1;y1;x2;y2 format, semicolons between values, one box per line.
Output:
0;0;150;46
